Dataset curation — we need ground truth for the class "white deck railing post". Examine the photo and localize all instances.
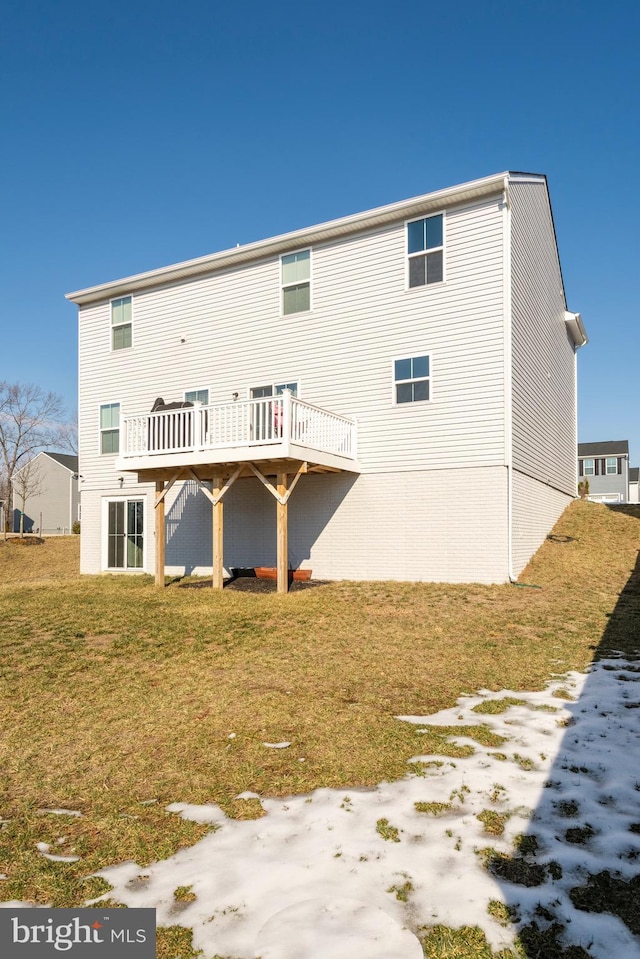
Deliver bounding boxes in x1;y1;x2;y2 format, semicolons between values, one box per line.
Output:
281;389;292;455
193;405;202;450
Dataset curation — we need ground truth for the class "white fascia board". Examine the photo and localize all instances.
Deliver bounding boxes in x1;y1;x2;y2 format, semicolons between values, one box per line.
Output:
564;311;588;347
66;171;513;305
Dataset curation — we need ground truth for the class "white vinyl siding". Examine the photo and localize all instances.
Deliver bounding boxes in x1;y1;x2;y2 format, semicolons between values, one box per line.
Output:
509;179;576;496
77;193;506;482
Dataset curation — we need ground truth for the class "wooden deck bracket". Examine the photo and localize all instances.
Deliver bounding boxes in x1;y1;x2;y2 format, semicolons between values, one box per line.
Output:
248;461;307;505
154;470;181;508
187;465;243;506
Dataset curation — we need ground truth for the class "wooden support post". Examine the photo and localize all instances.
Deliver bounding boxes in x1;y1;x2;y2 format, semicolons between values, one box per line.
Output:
212;473;224;590
155;480;165;587
276;472;288;594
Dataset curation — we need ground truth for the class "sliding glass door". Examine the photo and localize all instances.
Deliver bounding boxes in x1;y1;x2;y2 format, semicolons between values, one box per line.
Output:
107;500;144;569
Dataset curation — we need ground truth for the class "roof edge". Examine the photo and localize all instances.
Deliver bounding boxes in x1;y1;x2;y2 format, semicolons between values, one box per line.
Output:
66;171;523;305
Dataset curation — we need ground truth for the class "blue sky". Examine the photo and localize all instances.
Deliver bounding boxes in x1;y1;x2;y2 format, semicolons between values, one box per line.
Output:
3;1;639;463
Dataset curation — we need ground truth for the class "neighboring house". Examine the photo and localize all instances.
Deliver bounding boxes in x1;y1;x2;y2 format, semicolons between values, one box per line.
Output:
577;441;630;504
66;171;586;589
11;452;79;534
629;467;639;505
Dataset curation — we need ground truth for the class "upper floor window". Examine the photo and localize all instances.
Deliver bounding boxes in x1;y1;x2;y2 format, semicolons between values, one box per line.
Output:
250;382;298;399
185;389;209;405
407;215;444;288
583;458;595;476
606;457;619;475
281;250;311;314
394;355;430;404
111;296;132;350
100;403;120;454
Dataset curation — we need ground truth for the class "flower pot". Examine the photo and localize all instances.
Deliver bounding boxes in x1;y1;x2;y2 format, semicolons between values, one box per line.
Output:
254;567;312;581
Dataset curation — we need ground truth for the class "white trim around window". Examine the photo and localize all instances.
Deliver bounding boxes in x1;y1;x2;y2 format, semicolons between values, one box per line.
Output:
99;401;121;455
583;458;595;476
110;295;133;351
405;212;445;290
184;388;210;406
101;496;146;572
247;380;300;399
392;354;432;405
281;249;312;315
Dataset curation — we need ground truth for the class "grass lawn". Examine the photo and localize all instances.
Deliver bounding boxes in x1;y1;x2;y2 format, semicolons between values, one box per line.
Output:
0;501;639;957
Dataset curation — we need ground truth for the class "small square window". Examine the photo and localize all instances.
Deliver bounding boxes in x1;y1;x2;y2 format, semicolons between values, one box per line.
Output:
282;251;311;314
605;457;618;475
583;458;595;476
111;296;132;350
394;355;430;404
407;215;444;288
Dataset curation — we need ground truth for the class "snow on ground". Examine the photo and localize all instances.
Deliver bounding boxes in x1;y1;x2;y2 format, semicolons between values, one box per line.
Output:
83;657;640;958
5;659;639;957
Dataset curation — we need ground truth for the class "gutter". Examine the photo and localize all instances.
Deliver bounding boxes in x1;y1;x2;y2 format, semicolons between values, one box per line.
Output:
66;172;518;305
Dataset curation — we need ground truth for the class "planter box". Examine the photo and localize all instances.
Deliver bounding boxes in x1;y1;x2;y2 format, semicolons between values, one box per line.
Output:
254;567;312;581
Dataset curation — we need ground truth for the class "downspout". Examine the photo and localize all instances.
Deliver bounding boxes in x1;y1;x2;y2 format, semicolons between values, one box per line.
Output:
502;177;515;582
574;349;579;497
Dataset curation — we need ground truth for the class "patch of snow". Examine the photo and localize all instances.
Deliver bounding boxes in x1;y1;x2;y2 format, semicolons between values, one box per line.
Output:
20;659;640;957
263;742;291;749
36;808;82;817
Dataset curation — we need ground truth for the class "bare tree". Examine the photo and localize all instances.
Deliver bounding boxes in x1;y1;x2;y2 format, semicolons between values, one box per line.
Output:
56;413;78;456
0;382;66;532
12;456;46;537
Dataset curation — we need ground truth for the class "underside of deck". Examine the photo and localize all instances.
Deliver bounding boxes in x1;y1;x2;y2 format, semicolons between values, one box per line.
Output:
141;455;357;594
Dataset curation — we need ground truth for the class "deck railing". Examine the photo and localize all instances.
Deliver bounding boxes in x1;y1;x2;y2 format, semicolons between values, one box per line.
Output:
121;391;356;461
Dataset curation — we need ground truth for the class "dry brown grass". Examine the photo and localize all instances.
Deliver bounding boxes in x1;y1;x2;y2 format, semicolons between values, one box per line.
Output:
0;503;639;940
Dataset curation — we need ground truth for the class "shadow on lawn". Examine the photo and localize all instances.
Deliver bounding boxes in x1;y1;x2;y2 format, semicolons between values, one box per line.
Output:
493;522;640;956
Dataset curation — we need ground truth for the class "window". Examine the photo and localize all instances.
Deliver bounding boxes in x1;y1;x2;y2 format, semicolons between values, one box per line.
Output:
281;250;311;314
250;382;298;398
394;356;430;404
185;389;209;405
606;457;618;475
107;499;144;569
100;403;120;454
111;296;132;350
407;215;444;287
583;458;595;476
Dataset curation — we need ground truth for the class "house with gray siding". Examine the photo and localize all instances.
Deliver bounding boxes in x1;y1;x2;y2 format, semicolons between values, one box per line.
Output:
577;441;630;504
629;467;639;505
67;172;586;590
11;452;79;534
